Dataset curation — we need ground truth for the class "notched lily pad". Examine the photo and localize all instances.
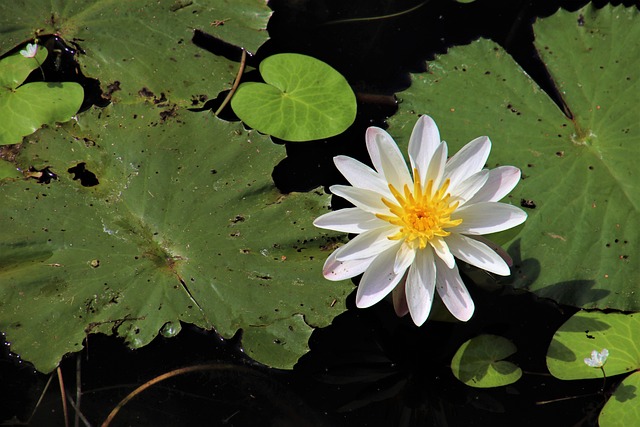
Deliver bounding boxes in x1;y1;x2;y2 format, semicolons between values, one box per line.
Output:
389;4;639;311
231;53;357;141
0;45;83;145
547;311;640;427
451;334;522;388
547;311;640;380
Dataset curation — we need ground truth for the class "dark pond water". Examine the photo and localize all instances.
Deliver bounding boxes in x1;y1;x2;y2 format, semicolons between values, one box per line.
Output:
2;0;635;425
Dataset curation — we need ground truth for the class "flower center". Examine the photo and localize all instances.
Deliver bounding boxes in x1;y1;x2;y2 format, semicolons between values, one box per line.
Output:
376;170;463;249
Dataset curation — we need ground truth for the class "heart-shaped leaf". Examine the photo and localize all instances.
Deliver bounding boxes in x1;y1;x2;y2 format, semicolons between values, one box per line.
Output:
0;46;83;145
451;334;522;388
231;53;357;141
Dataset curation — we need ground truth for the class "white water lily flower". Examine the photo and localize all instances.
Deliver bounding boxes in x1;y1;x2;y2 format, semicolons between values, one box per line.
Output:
314;115;527;326
20;43;38;58
584;349;609;368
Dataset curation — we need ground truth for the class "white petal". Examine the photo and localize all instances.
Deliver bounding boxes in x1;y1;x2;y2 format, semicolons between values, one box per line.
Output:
425;141;448;189
333;155;390;195
467;235;513;266
444;136;491;191
392;283;409;317
466;166;521;204
329;185;388;214
406;249;436;326
409;115;441;184
452;202;527;235
429;237;455;268
365;127;412;191
334;225;397;261
435;258;474;321
393;242;416;274
356;243;406;308
446;233;511;276
449;170;489;207
314;208;387;234
322;249;376;281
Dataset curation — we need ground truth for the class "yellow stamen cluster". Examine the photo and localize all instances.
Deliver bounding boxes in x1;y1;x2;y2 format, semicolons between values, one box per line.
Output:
376;170;462;249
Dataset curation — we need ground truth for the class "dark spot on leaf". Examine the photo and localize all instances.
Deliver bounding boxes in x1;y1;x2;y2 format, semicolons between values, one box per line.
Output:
585;331;595;339
89;259;100;268
588;166;594;170
191;94;208;105
555;151;564;157
211;169;217;174
232;215;245;223
520;199;536;209
138;87;155;98
159;104;178;121
577;14;585;26
274;339;282;344
527;163;534;168
68;163;99;187
105;81;121;99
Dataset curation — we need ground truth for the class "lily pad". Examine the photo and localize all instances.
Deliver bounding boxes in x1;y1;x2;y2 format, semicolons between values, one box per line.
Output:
451;334;522;388
0;103;352;373
546;311;640;380
0;0;272;106
547;311;640;427
231;53;357;141
388;4;639;311
599;371;640;427
0;46;83;145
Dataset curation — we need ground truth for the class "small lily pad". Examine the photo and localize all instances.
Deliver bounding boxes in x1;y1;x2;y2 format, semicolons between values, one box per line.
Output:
0;45;84;146
547;311;640;427
546;311;640;380
231;53;357;141
599;371;640;427
451;334;522;388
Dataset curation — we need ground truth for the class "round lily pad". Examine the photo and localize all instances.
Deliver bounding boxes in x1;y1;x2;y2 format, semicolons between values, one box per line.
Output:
231;53;357;141
451;334;522;388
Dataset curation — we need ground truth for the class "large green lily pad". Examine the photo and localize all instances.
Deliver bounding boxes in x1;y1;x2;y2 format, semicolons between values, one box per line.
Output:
0;104;351;372
0;46;83;145
0;0;272;106
388;4;639;311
